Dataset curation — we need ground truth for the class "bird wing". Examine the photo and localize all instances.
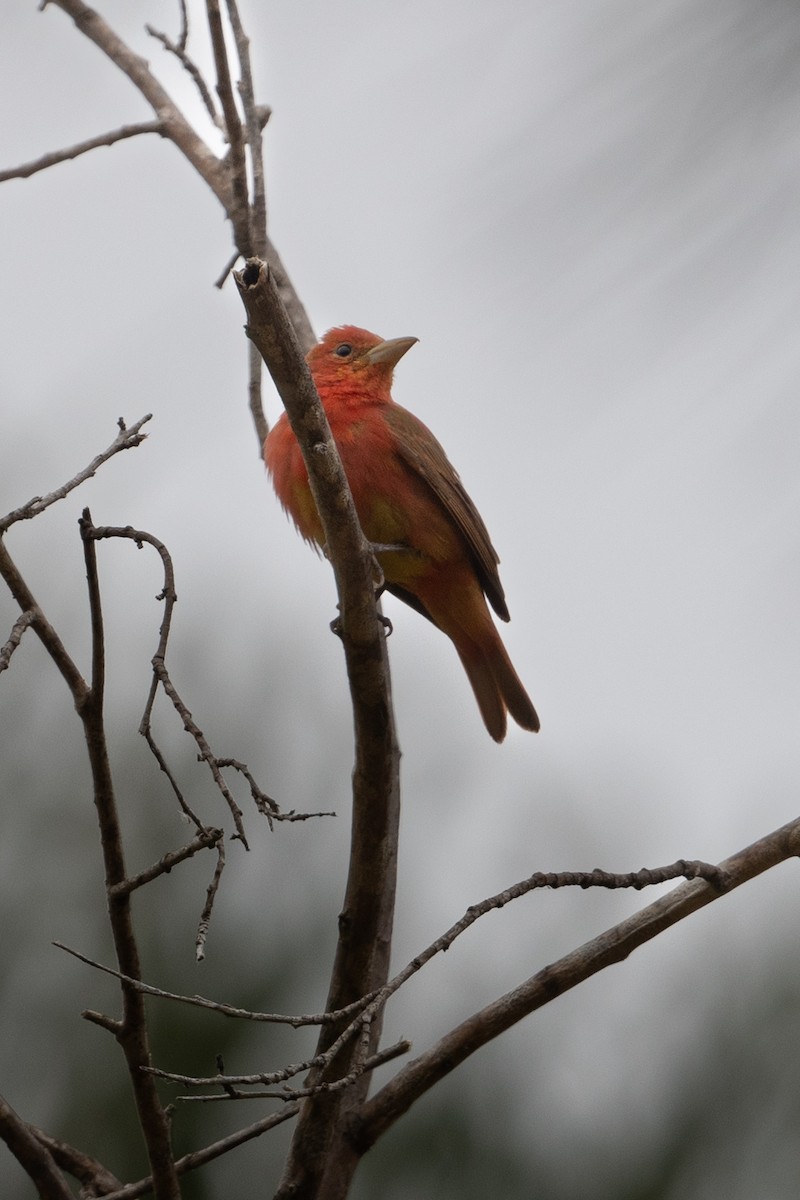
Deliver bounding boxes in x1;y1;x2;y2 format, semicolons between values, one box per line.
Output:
383;404;510;622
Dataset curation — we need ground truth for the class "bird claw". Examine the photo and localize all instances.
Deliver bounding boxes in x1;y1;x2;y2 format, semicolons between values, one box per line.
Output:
329;607;391;637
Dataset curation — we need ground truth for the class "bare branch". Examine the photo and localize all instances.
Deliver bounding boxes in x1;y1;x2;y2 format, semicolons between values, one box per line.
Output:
28;1125;123;1195
166;1040;411;1103
353;815;800;1151
43;0;231;203
0;1095;75;1200
176;0;189;51
195;837;225;962
226;0;268;256
54;941;377;1027
0;414;151;533
152;657;249;845
108;828;224;898
77;513;180;1199
0;609;35;675
213;249;241;290
247;338;268;452
205;0;250;251
83;1009;124;1035
0;123;164;182
235;256;402;1198
145;24;220;129
262;237;316;354
86;519;250;847
141;724;208;829
97;1106;302;1200
216;757;335;824
0;539;89;704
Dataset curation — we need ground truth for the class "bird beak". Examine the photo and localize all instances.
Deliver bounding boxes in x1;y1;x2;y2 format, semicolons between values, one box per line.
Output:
362;336;418;368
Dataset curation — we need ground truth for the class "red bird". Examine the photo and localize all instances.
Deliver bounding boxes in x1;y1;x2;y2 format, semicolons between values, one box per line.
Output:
264;325;539;742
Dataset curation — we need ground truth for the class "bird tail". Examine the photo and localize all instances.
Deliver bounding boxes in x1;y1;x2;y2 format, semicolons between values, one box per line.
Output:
455;635;540;743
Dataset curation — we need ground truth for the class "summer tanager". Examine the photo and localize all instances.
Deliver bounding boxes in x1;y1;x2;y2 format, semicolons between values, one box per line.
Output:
264;325;539;742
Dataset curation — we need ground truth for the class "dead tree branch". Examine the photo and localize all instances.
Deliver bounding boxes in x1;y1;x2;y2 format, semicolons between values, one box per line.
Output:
54;941;378;1027
0;123;165;182
0;609;35;675
27;1125;123;1196
353;814;800;1151
96;1106;302;1200
0;1095;75;1200
78;511;181;1199
234;257;402;1198
0;414;151;534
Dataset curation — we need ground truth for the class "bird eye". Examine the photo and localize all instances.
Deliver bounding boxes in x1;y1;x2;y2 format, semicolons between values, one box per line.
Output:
334;343;352;357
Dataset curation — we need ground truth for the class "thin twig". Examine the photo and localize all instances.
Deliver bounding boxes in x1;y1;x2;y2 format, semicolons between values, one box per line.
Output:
213;249;241;289
88;521;250;848
0;123;164;182
0;414;151;533
77;513;180;1198
108;828;224;898
216;757;335;824
176;0;189;51
205;0;250;251
145;24;221;130
96;1106;302;1200
141;725;208;830
353;815;800;1152
53;941;377;1026
0;609;35;675
247;338;268;451
169;1040;411;1103
226;0;268;255
302;860;727;1064
0;540;89;703
195;838;226;961
42;0;231;202
152;658;249;846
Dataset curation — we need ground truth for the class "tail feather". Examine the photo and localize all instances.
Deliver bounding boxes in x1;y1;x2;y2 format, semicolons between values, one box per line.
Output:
456;636;539;743
491;643;540;734
456;647;508;742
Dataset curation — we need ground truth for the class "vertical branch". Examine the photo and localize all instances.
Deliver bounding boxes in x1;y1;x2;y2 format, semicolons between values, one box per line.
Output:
205;0;250;254
78;511;180;1200
225;0;268;259
234;260;401;1200
224;0;272;451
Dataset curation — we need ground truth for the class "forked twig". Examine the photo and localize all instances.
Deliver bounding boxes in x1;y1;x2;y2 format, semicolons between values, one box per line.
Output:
146;23;220;129
0;415;151;533
108;828;224;898
160;1039;411;1104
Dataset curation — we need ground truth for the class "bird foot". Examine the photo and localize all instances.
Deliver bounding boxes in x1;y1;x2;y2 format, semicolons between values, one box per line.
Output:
329;607;392;638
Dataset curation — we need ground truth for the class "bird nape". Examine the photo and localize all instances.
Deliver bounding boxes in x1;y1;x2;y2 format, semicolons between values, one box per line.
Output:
264;325;539;743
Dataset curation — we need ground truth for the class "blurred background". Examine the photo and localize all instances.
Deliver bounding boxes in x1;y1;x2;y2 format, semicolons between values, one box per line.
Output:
1;1;799;1196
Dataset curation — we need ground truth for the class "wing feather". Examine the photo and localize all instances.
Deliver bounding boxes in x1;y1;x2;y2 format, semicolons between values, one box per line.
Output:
383;404;510;621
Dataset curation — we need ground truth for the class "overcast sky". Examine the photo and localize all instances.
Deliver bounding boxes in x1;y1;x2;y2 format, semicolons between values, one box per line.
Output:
2;2;800;1196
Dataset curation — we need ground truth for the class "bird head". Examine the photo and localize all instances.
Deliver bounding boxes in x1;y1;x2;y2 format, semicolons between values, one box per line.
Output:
307;325;418;396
